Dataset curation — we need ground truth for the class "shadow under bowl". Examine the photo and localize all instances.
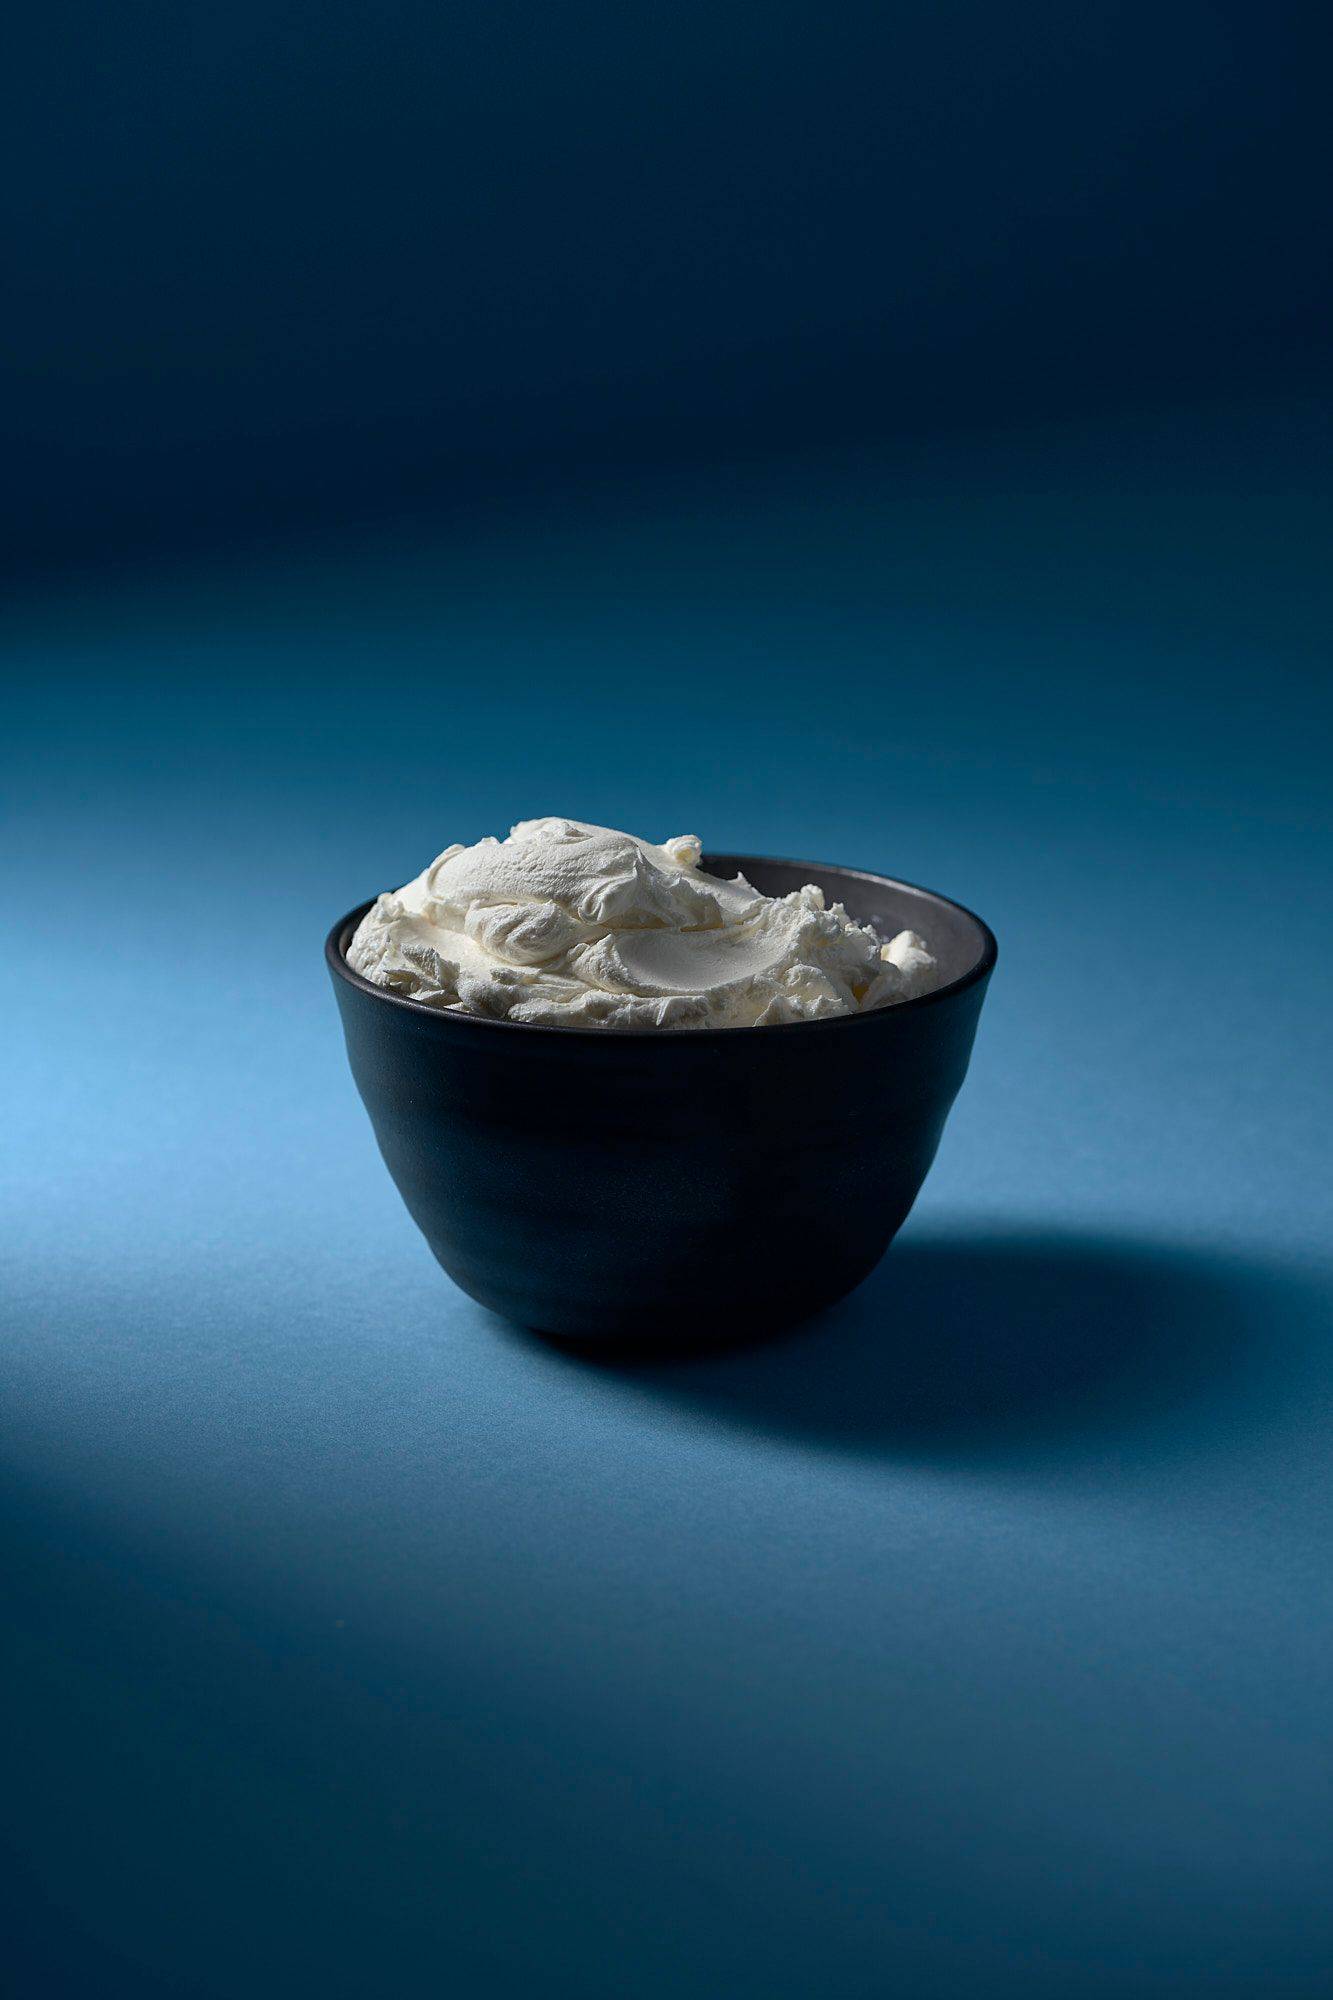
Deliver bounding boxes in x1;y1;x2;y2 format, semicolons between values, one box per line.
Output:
326;855;997;1344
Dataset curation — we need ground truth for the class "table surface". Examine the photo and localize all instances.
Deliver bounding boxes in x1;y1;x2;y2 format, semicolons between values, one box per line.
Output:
5;399;1331;1999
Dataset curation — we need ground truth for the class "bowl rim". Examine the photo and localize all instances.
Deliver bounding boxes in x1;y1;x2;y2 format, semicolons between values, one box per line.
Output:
325;852;998;1042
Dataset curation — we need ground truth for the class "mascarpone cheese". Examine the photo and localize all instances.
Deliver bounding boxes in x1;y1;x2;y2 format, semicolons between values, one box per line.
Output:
347;818;938;1030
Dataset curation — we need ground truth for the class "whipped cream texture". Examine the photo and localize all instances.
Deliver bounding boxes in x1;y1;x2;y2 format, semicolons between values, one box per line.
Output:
347;819;938;1030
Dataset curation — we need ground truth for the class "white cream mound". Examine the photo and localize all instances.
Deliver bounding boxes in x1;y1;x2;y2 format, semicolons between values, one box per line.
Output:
348;818;938;1030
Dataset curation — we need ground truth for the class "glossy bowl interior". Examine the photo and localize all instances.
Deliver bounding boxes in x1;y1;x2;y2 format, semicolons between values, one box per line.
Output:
327;855;996;1343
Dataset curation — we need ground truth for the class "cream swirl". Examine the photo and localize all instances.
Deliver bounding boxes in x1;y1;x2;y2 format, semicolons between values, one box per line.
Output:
347;818;938;1029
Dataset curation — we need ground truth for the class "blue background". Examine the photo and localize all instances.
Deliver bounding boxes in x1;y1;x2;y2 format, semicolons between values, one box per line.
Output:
7;0;1331;571
4;8;1332;1997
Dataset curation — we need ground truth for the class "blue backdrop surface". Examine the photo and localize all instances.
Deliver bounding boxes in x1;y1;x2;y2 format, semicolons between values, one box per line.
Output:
3;398;1332;1996
7;1;1330;570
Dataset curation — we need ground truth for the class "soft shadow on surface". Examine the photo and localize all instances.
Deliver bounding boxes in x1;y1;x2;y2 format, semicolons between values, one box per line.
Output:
518;1230;1313;1467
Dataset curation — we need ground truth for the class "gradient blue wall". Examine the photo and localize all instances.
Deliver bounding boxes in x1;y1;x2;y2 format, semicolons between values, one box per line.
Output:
6;2;1330;566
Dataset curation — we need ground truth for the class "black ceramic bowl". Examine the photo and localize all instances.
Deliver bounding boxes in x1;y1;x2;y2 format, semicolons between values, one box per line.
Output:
327;856;996;1343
